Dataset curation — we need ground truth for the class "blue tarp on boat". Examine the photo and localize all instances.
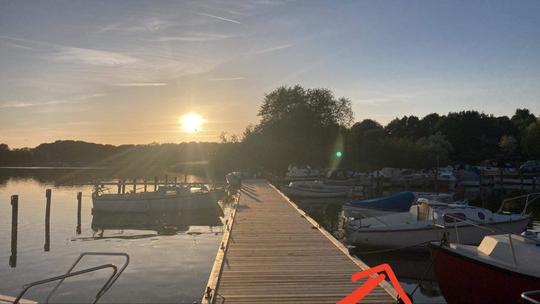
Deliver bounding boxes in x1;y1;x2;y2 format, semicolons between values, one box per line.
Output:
350;191;415;212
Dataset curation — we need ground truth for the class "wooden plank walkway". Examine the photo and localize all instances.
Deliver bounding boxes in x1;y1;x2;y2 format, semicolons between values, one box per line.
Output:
203;180;396;304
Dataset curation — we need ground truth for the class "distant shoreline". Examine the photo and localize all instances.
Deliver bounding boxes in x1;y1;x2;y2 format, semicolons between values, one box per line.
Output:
0;166;105;170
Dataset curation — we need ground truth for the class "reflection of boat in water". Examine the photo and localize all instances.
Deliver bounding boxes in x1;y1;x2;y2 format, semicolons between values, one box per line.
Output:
92;185;223;212
91;202;224;235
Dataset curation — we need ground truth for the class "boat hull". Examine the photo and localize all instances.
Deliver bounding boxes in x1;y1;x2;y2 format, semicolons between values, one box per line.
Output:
280;186;350;198
92;190;222;212
346;217;529;248
429;243;540;304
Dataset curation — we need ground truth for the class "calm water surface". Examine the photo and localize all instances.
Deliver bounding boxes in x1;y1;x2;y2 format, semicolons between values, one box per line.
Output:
0;173;228;303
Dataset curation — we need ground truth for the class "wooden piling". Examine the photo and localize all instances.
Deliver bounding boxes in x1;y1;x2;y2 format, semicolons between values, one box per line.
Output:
174;176;178;186
76;192;82;235
184;174;187;183
44;189;51;252
479;171;484;208
133;179;137;193
154;176;158;191
117;180;122;194
121;180;126;194
10;195;18;268
144;179;148;192
165;175;169;185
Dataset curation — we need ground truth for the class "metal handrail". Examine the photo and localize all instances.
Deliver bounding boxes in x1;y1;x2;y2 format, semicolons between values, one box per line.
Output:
497;192;540;215
44;252;129;303
438;213;540;266
522;290;540;304
13;264;117;304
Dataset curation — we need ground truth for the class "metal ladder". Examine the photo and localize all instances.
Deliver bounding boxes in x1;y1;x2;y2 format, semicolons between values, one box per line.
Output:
13;252;129;304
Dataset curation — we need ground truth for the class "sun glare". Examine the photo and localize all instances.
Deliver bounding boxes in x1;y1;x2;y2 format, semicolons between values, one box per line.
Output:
180;113;205;133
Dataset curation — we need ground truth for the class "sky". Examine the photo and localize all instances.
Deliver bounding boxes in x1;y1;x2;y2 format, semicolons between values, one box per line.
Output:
1;0;539;148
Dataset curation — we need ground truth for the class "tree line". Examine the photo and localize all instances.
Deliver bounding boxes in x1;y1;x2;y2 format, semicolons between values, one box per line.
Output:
211;85;540;175
1;85;539;177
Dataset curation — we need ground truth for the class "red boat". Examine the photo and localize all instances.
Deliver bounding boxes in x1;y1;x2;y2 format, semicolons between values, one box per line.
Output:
429;231;540;304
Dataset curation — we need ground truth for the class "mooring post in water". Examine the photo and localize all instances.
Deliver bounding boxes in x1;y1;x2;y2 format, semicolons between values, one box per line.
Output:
165;174;168;186
144;179;147;192
122;180;126;194
479;171;484;208
76;192;82;235
184;174;187;183
154;176;158;191
44;189;51;252
10;195;18;268
133;179;137;193
117;180;122;194
174;176;178;186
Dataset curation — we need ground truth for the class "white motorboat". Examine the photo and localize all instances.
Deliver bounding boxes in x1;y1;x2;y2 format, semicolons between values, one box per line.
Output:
429;229;540;303
280;180;359;198
92;185;222;212
345;194;532;248
284;165;322;180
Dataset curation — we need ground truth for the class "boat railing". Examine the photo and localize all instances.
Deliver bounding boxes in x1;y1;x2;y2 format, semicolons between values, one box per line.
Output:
522;290;540;304
497;192;540;216
435;213;496;246
41;252;129;304
438;213;540;266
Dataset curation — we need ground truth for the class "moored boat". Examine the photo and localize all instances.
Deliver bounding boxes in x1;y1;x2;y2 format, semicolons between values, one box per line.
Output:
343;192;416;217
92;185;222;212
280;180;359;198
429;230;540;304
345;196;531;248
343;191;453;218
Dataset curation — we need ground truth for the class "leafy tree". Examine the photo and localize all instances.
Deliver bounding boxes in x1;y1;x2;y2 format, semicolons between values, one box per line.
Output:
499;135;518;157
511;109;536;133
522;119;540;159
244;85;353;172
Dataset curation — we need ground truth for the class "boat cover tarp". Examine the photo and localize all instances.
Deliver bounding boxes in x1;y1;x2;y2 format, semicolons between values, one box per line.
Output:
350;191;415;212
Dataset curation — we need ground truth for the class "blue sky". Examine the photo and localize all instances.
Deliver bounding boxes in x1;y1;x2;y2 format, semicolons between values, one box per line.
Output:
1;0;539;147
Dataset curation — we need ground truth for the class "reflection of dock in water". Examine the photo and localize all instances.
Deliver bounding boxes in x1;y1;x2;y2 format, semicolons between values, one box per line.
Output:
91;202;225;237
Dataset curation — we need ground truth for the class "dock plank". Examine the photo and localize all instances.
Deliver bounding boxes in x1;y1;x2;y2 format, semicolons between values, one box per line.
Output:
203;180;396;304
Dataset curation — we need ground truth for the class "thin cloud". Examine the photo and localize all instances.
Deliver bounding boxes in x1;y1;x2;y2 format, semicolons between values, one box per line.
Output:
113;82;169;87
153;33;233;42
1;100;74;108
252;44;292;54
3;41;36;51
0;93;104;109
207;77;245;81
55;47;138;66
196;12;241;24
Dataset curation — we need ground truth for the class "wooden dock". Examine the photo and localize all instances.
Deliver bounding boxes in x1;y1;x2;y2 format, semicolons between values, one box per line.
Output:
203;180;397;304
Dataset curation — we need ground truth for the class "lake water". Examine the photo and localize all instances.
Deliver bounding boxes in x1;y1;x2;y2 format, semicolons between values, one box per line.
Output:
1;169;537;304
0;170;229;303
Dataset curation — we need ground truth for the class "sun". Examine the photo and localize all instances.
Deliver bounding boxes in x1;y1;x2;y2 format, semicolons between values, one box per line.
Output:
180;113;205;133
